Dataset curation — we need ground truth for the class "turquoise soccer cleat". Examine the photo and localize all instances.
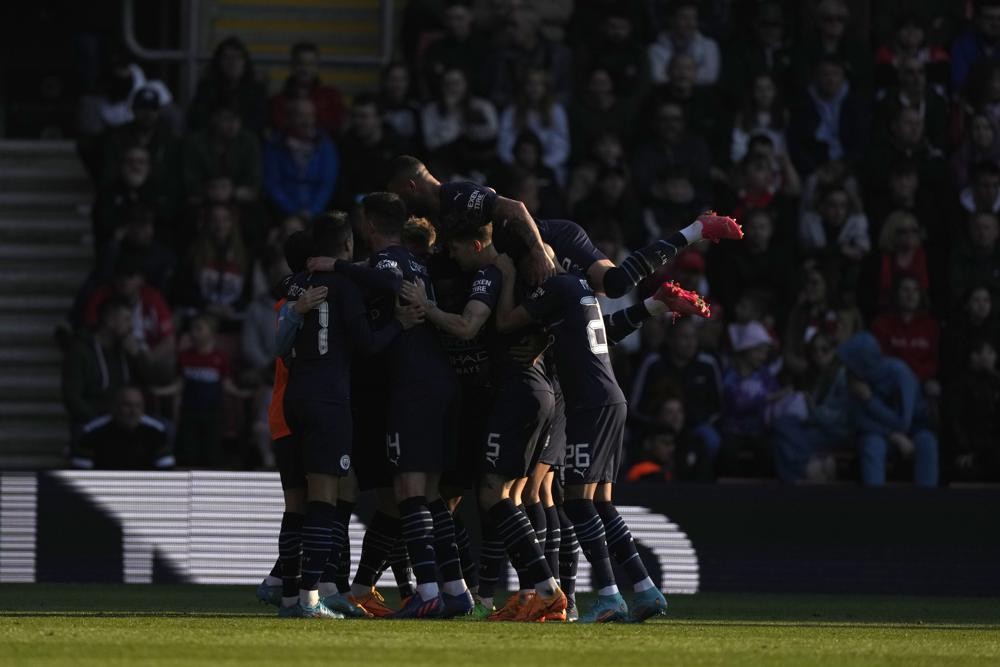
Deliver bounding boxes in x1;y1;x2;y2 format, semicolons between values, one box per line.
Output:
629;588;668;623
321;592;371;618
579;593;629;624
279;600;346;619
255;582;281;607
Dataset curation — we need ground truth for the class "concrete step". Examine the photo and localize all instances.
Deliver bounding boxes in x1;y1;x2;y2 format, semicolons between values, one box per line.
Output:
0;192;90;208
0;269;89;295
0;168;90;194
0;420;67;444
0;294;74;314
0;140;76;155
0;243;92;261
0;347;64;369
0;375;62;401
0;401;68;419
0;317;63;348
0;454;65;470
0;217;92;245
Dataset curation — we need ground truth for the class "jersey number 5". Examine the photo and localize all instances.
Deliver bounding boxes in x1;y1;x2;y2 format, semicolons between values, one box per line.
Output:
317;302;329;355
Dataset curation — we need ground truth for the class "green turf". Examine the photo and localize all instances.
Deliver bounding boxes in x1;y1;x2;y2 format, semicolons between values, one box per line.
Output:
0;585;997;667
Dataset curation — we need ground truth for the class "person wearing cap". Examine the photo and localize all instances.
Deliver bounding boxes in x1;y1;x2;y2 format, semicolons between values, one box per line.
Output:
100;85;180;199
718;320;784;476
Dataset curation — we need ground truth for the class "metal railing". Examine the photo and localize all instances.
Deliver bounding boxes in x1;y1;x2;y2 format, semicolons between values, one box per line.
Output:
122;0;394;101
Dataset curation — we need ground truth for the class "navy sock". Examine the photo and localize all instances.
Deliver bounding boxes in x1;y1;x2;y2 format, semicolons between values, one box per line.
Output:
489;499;552;588
557;506;579;600
353;511;397;588
595;501;650;586
321;500;355;592
269;558;281;579
428;498;464;584
388;539;415;598
278;511;304;598
563;498;615;591
523;502;546;546
300;501;338;592
604;234;686;298
543;505;560;577
398;496;437;586
453;515;479;589
477;516;504;599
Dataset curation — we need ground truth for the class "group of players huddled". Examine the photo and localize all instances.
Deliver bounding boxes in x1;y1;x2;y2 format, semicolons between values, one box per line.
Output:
254;155;742;622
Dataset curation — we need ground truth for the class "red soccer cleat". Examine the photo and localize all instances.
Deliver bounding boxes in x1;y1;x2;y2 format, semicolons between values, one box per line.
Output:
698;210;743;243
653;281;711;321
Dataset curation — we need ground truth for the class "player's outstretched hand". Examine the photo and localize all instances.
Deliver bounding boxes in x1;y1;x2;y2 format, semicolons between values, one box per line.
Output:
523;246;555;284
395;298;425;330
495;253;517;277
306;256;337;272
292;286;328;315
400;278;428;307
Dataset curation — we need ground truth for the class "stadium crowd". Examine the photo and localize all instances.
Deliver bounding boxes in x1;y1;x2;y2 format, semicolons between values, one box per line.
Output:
62;0;1000;485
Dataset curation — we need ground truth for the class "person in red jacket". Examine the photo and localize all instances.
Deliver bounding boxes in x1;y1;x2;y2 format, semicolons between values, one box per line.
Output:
875;210;929;311
269;42;346;136
872;273;940;397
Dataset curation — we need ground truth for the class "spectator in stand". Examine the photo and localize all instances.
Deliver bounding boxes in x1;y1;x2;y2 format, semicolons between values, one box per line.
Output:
571;164;640;244
100;87;179;199
486;5;573;107
838;331;939;487
628;396;713;482
380;62;424;152
873;211;930;312
262;98;338;219
62;297;140;440
497;67;570;183
639;166;706;247
421;0;490;99
723;147;799;226
420;67;498;176
83;258;176;384
630;318;723;467
730;73;789;164
566;0;655;52
952;115;1000;189
950;211;1000;297
644;53;723;160
91;145;161;250
154;315;252;467
799;184;871;285
720;2;793;105
960;160;1000;214
630;99;712;203
875;57;949;153
72;386;173;470
792;0;872;94
574;9;650;106
647;1;720;87
787;56;869;177
949;338;1000;481
335;94;407;208
502;131;564;219
873;13;950;93
865;161;941;243
718;321;783;476
625;429;678;483
569;66;636;162
95;203;176;293
772;331;850;483
174;203;251;325
566;131;625;211
188;37;266;134
950;0;1000;92
942;285;1000;381
181;97;261;206
865;106;948;200
872;274;941;397
269;42;346;137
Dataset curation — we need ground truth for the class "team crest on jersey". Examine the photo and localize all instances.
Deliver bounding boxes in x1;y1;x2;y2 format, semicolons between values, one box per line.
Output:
375;258;402;276
339;455;351;470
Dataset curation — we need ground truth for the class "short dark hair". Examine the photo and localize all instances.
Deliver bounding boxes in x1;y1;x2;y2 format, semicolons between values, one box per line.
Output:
113;254;145;279
312;211;352;255
291;41;318;59
283;230;313;274
362;192;408;236
449;221;492;244
98;296;131;325
388;155;424;184
352;92;381;113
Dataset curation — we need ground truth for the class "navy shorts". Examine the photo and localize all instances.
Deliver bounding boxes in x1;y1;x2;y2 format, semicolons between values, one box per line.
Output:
386;382;458;474
483;380;554;480
353;397;393;491
562;403;626;484
539;379;567;467
282;398;353;477
441;385;494;491
272;434;306;490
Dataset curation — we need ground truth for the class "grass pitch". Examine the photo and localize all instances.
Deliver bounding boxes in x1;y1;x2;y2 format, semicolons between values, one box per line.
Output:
0;585;997;666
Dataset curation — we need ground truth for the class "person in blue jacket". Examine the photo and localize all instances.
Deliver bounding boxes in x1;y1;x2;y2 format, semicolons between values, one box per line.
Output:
837;331;938;487
263;98;338;219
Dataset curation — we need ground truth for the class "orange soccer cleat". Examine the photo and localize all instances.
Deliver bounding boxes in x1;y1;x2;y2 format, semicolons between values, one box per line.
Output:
348;588;395;618
653;281;711;321
697;211;743;243
514;587;568;623
488;591;533;621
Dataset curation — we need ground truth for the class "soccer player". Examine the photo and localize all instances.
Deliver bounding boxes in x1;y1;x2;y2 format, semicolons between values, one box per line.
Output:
276;213;419;618
385;155;742;295
494;248;707;623
333;193;472;618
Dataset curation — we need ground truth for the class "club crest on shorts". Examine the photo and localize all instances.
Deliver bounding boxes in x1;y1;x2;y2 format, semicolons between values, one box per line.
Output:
340;455;351;470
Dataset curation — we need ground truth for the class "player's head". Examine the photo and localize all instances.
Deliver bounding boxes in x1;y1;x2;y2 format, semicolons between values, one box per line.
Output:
403;216;437;258
112;385;146;430
313;211;353;259
387;155;438;209
447;222;493;271
361;192;408;239
283;230;313;274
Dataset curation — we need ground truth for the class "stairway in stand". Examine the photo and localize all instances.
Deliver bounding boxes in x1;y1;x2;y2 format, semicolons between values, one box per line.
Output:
0;141;93;469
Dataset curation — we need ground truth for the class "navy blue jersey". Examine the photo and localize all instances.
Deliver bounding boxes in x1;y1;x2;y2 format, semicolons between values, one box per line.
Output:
522;274;625;410
285;271;401;401
493;219;608;278
438;181;497;234
430;257;492;389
